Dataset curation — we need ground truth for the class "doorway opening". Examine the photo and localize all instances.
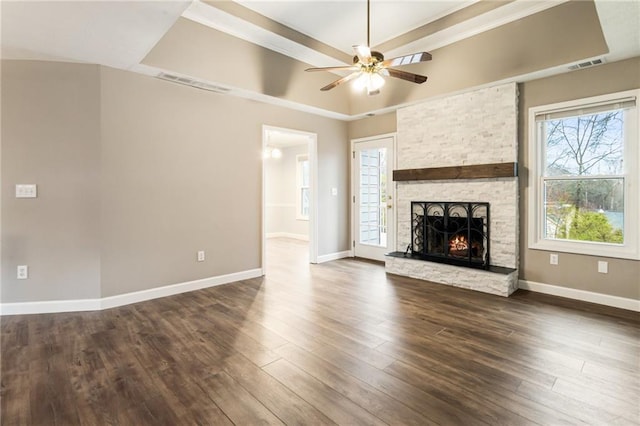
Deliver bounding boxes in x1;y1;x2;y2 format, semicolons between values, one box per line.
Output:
262;126;318;274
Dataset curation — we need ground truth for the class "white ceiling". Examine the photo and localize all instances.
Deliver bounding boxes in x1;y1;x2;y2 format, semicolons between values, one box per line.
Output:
236;0;477;54
1;1;191;69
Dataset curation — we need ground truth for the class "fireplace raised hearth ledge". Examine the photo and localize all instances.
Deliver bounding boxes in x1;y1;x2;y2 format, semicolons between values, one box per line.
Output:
386;252;515;274
385;252;518;297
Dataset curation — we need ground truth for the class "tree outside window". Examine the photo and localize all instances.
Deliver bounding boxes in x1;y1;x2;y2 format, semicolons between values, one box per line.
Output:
542;111;624;244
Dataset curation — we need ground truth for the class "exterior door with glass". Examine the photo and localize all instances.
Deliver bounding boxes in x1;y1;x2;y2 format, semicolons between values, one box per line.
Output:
352;136;395;261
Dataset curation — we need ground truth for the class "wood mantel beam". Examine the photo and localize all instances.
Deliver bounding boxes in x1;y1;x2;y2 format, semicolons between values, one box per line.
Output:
393;162;517;181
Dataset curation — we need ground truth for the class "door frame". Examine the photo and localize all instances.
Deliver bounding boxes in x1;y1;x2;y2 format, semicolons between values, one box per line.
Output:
350;133;397;260
262;125;318;274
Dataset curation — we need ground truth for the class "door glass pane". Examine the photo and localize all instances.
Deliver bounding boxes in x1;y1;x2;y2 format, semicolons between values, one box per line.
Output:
359;147;388;247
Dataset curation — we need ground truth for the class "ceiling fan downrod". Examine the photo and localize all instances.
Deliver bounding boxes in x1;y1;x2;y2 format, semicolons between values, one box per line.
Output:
367;0;370;48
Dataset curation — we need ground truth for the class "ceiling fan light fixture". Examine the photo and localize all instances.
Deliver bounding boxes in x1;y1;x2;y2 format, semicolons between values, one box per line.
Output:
353;71;385;95
352;72;368;91
369;72;385;91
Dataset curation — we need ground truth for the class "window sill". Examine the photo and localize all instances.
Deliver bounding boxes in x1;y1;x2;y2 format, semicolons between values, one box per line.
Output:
296;217;309;222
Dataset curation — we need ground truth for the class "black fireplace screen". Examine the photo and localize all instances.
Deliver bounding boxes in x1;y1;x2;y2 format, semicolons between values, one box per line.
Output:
411;202;490;269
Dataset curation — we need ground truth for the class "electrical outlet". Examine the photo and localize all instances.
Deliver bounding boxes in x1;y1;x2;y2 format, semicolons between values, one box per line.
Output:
598;261;608;274
549;253;559;265
17;265;28;279
197;251;205;262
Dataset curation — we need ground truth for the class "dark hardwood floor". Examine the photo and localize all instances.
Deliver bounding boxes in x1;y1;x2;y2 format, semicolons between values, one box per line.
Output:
2;238;639;425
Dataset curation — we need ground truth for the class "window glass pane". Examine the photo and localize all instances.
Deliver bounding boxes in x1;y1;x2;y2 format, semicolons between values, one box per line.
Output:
543;111;624;176
301;188;309;217
301;160;309;187
544;178;624;244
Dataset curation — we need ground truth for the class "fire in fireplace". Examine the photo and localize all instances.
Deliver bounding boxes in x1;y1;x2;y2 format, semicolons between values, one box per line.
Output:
411;201;490;269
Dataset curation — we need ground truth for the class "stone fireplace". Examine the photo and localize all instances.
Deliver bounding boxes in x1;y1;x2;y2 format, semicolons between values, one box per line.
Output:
385;83;519;297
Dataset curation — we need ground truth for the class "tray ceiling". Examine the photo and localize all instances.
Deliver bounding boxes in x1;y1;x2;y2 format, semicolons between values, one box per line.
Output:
1;1;638;119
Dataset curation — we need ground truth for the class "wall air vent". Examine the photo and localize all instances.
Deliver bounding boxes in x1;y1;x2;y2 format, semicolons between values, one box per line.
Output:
156;72;231;94
568;58;605;71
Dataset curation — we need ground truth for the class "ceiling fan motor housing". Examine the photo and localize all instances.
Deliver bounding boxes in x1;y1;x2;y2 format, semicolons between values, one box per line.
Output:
353;51;385;65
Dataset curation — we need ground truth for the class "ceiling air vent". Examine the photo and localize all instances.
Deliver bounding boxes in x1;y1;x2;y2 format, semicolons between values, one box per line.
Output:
156;72;231;94
568;58;604;71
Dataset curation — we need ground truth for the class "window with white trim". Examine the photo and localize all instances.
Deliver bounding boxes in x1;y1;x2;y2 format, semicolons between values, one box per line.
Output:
528;89;639;259
296;154;309;220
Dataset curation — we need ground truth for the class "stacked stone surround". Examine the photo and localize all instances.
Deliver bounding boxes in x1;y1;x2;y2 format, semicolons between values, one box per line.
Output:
387;82;519;297
386;257;518;297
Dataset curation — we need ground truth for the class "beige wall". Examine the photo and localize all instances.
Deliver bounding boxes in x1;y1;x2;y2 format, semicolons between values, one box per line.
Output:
1;60;349;303
1;61;102;302
99;67;267;297
347;112;397;140
519;57;640;300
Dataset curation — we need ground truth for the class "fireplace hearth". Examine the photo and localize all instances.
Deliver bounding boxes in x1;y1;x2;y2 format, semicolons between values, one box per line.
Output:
410;201;489;269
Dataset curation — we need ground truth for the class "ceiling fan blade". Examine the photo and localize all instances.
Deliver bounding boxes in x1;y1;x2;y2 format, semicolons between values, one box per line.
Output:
320;71;361;91
306;66;359;72
387;68;428;84
382;52;432;67
353;45;372;64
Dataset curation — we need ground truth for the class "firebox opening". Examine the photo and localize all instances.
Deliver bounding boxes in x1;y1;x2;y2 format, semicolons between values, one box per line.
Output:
449;232;482;258
411;201;490;269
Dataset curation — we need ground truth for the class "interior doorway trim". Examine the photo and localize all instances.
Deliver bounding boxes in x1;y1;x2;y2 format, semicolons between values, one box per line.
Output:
262;125;318;274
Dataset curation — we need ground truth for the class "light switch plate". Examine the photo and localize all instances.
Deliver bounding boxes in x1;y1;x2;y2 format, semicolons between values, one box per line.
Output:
331;187;338;196
17;265;28;280
16;184;37;198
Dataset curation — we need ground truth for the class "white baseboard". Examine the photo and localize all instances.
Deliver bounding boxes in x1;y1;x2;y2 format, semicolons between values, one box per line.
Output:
0;298;102;315
266;232;309;241
0;268;263;316
317;250;353;264
518;279;640;312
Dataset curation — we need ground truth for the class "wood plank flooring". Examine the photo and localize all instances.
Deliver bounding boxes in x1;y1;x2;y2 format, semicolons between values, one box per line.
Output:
2;238;639;425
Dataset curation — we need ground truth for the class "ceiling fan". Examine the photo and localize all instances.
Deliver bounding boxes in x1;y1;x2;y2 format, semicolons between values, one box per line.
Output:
305;0;432;96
